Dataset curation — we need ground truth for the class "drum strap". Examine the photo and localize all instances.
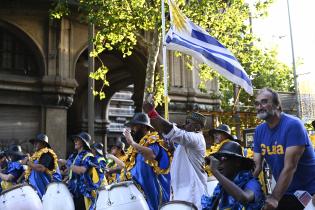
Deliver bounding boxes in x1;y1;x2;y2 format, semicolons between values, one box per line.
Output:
68;154;80;180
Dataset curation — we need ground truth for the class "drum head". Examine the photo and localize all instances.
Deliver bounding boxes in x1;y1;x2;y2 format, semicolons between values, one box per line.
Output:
159;200;198;210
103;180;134;191
45;181;66;191
0;183;30;195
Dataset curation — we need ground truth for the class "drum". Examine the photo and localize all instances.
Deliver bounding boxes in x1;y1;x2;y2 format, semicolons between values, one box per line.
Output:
0;184;43;210
96;181;149;210
159;200;198;210
42;182;74;210
206;176;219;196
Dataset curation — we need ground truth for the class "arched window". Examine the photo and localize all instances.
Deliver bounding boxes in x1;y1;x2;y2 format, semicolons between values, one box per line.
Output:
0;27;39;76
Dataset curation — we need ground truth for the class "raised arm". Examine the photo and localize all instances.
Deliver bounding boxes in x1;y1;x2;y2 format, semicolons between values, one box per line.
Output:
124;128;156;161
143;101;173;135
209;156;255;204
106;154;125;168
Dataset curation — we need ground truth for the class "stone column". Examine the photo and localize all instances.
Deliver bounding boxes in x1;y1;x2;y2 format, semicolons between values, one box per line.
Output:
45;108;67;158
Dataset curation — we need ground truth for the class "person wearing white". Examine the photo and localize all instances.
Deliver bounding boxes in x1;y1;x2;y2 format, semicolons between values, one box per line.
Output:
143;101;207;210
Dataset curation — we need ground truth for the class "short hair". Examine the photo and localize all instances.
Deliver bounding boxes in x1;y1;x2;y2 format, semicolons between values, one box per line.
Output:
257;88;282;111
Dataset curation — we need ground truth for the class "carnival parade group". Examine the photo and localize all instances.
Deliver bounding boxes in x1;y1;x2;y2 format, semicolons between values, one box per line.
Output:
1;87;315;210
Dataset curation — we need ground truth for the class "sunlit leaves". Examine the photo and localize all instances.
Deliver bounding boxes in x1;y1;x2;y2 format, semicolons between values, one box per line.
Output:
89;65;109;100
51;0;293;105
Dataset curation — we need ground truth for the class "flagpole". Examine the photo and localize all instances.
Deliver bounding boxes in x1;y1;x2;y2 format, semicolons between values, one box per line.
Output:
161;0;169;120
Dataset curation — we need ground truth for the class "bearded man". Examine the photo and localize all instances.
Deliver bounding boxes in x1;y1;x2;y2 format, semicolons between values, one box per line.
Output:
253;88;315;210
122;112;171;210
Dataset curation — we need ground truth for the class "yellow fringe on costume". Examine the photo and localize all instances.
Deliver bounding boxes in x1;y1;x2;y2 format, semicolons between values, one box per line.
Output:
120;132;173;181
25;147;58;180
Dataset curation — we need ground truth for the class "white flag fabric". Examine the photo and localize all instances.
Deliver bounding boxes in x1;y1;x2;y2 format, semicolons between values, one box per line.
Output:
166;0;253;95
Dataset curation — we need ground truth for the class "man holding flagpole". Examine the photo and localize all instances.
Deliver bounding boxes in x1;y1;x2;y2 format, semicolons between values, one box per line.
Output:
143;101;207;210
154;0;254;208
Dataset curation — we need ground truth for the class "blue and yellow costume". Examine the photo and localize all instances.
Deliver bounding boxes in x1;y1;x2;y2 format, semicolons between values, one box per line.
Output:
0;161;24;192
67;150;100;210
94;154;108;187
25;147;61;198
121;132;172;210
201;171;265;210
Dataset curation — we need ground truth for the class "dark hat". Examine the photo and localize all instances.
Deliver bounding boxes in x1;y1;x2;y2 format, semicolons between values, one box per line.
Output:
209;124;234;140
212;141;254;170
91;143;104;156
5;145;26;161
126;112;153;129
113;141;126;154
187;112;206;128
72;132;91;150
29;133;51;148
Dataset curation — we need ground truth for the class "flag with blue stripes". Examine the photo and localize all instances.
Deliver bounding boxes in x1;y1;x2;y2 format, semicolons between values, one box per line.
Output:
166;0;253;95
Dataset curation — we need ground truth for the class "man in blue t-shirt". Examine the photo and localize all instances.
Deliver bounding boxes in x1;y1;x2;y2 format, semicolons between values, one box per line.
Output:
253;88;315;210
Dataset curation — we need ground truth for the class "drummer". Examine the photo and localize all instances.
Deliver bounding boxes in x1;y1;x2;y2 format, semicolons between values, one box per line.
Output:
202;141;265;210
0;146;25;192
90;143;108;187
21;133;62;198
207;124;234;156
106;140;126;184
64;132;100;210
122;113;172;210
206;124;235;177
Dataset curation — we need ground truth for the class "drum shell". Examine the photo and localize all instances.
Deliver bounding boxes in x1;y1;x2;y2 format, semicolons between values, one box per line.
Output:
159;200;198;210
96;181;149;210
0;184;43;210
42;182;75;210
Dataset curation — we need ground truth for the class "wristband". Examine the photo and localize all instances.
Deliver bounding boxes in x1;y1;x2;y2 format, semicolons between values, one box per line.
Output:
148;108;159;119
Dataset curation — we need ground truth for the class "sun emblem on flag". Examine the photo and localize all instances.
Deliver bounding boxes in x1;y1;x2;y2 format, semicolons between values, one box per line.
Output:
169;0;189;33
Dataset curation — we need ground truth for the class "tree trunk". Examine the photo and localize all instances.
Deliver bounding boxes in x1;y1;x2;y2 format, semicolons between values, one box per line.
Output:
144;22;161;94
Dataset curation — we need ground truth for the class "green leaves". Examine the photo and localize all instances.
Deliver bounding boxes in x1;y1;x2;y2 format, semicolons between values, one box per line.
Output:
51;0;293;105
89;64;109;100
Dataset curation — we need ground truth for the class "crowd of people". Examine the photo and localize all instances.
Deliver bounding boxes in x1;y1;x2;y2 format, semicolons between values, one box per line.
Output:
0;87;315;210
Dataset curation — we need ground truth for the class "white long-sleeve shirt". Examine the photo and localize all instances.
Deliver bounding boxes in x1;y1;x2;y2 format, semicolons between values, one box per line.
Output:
164;125;207;210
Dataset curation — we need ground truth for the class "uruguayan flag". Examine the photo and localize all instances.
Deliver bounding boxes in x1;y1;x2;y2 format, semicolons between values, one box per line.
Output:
166;0;253;95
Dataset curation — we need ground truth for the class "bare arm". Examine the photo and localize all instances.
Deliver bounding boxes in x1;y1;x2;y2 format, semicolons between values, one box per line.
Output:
253;152;263;177
27;161;48;173
143;101;173;135
150;116;173;135
210;156;255;204
124;129;156;161
271;146;304;201
0;172;15;181
21;155;50;173
106;154;125;168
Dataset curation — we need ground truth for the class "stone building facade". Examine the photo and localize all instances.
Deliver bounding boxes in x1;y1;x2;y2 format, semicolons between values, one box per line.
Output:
0;0;220;157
